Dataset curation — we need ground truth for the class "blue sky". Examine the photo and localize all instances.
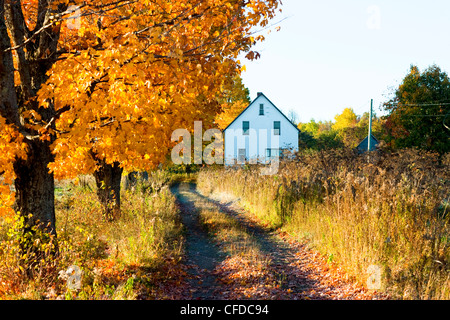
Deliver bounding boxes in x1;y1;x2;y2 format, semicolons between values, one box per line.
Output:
239;0;450;122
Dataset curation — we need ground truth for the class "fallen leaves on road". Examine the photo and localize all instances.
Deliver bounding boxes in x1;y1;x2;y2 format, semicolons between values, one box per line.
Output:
171;184;390;300
209;233;389;300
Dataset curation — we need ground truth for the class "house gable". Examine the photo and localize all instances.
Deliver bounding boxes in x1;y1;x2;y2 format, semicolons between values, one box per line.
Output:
223;92;300;133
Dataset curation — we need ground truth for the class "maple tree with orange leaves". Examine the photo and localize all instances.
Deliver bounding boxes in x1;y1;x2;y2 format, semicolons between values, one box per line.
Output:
0;0;281;253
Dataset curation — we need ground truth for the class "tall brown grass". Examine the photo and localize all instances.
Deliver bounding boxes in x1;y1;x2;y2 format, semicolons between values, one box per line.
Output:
197;149;450;299
0;171;183;299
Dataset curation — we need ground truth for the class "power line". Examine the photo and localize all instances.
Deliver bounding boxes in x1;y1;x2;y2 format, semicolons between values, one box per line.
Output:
401;114;447;117
248;16;291;36
384;102;450;107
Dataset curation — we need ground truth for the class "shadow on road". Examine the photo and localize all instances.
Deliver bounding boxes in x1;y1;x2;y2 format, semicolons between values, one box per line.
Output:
191;187;318;295
170;182;226;300
172;182;319;299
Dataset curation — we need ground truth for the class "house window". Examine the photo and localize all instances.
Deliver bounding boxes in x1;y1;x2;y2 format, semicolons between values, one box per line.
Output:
243;121;249;135
259;104;264;115
266;148;281;158
274;121;280;135
238;148;246;163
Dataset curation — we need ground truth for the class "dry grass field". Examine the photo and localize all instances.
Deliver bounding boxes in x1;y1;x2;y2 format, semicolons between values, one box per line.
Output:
197;149;450;299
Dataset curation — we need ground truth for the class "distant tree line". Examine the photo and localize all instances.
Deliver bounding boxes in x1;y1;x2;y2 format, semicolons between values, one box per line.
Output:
297;64;450;155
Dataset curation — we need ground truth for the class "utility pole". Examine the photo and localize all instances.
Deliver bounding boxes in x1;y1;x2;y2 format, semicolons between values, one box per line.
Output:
368;99;373;152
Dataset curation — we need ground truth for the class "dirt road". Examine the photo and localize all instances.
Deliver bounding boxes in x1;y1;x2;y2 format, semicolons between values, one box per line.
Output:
171;182;388;300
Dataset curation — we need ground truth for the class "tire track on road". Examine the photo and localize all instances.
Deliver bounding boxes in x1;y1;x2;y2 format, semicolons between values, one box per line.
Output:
172;182;389;300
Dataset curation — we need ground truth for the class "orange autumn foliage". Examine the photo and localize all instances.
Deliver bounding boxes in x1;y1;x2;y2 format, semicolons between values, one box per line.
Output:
0;0;282;210
215;100;249;130
0;118;27;218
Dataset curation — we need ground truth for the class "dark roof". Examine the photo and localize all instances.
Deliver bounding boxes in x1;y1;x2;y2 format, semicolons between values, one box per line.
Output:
222;92;300;133
356;134;379;151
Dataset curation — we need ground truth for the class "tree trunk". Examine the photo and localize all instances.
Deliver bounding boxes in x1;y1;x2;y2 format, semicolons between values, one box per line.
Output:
93;159;123;221
124;171;149;191
1;1;60;271
13;139;56;236
2;0;65;237
124;171;138;191
13;137;58;277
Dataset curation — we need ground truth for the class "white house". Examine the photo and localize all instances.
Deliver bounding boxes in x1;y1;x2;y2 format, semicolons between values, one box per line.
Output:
223;92;299;165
